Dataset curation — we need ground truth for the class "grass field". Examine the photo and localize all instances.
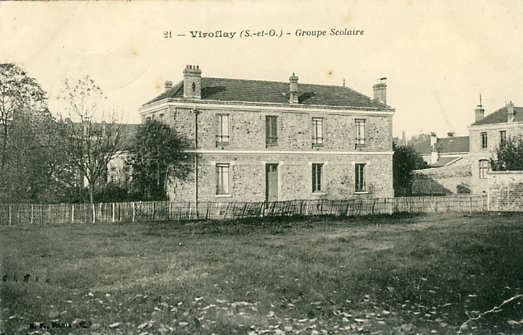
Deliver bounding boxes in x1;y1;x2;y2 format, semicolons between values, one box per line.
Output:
1;212;523;335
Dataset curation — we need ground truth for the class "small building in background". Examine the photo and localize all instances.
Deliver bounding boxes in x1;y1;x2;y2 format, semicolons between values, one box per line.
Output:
468;101;523;194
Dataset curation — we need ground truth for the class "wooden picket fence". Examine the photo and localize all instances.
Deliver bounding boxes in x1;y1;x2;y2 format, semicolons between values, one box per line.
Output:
0;195;487;226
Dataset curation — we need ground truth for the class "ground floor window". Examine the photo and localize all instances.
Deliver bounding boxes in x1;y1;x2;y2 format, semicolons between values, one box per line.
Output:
216;164;230;195
355;163;366;192
312;163;323;193
479;159;489;179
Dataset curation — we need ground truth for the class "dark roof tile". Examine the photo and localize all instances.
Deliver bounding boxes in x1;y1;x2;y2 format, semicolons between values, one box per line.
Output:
471;106;523;126
412;136;469;155
144;77;389;109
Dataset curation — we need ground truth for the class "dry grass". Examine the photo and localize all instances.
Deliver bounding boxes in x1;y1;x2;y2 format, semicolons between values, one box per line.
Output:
1;212;523;334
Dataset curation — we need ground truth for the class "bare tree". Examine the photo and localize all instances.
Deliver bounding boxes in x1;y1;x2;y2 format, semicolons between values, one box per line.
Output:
58;76;127;204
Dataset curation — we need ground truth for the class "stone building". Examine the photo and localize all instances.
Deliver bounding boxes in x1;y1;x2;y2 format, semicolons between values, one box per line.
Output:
468;101;523;194
139;65;394;202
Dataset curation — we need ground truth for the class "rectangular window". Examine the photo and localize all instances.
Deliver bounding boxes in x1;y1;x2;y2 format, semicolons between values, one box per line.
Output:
266;115;278;147
479;160;489;179
312;118;324;147
216;164;230;195
356;119;366;146
216;114;230;145
312;164;323;193
355;163;366;192
500;130;506;145
481;132;488;149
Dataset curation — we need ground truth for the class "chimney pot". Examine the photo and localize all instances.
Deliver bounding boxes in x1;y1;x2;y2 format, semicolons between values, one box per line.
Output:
165;81;173;91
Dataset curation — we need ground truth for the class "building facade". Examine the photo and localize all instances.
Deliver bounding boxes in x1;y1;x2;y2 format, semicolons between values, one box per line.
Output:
139;65;394;202
468;101;523;194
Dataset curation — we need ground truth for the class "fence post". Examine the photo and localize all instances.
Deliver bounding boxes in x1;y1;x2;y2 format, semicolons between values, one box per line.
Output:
31;205;34;225
92;204;95;223
8;205;12;226
132;202;135;222
72;204;75;223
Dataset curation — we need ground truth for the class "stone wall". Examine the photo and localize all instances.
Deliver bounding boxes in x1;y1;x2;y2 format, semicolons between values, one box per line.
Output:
142;103;393;202
145;106;392;152
488;171;523;211
412;164;471;195
468;123;523;194
168;153;393;202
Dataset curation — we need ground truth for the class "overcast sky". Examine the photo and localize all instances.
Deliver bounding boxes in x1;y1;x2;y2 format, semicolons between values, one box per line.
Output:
2;0;523;138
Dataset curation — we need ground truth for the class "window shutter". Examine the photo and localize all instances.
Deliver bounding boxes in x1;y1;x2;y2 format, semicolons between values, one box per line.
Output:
214;114;219;145
229;164;234;197
266;116;270;145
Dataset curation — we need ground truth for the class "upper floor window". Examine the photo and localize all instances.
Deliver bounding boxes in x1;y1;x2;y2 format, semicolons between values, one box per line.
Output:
356;119;366;146
481;132;488;149
216;114;230;146
216;163;230;195
479;159;489;179
500;130;507;145
266;115;278;147
312;163;324;193
355;163;366;192
312;118;324;147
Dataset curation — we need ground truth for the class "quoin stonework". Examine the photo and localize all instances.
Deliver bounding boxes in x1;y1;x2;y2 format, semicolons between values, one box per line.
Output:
139;66;394;202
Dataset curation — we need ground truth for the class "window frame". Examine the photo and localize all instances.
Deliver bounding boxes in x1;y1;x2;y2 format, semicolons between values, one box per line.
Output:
500;130;507;145
216;114;230;146
266;115;278;147
312;163;324;193
355;119;366;146
480;132;488;149
215;163;231;195
355;163;366;192
479;159;489;179
312;117;324;147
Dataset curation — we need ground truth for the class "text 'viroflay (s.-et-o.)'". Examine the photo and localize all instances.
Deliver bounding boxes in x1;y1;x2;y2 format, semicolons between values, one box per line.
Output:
164;28;365;39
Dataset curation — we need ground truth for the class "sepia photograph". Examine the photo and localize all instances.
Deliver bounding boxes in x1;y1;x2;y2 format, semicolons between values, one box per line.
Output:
1;1;523;334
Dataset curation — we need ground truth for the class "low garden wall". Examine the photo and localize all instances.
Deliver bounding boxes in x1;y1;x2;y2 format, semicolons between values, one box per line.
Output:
488;171;523;211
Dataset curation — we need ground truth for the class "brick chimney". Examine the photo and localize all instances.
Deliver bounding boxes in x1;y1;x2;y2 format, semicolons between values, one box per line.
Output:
289;73;299;104
165;81;173;92
373;77;387;104
507;101;515;122
183;65;202;99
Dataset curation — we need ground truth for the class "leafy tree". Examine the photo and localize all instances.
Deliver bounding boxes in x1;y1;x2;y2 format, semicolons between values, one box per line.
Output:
128;120;195;200
409;133;430;145
58;76;127;204
490;135;523;171
0;63;68;203
393;143;429;197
